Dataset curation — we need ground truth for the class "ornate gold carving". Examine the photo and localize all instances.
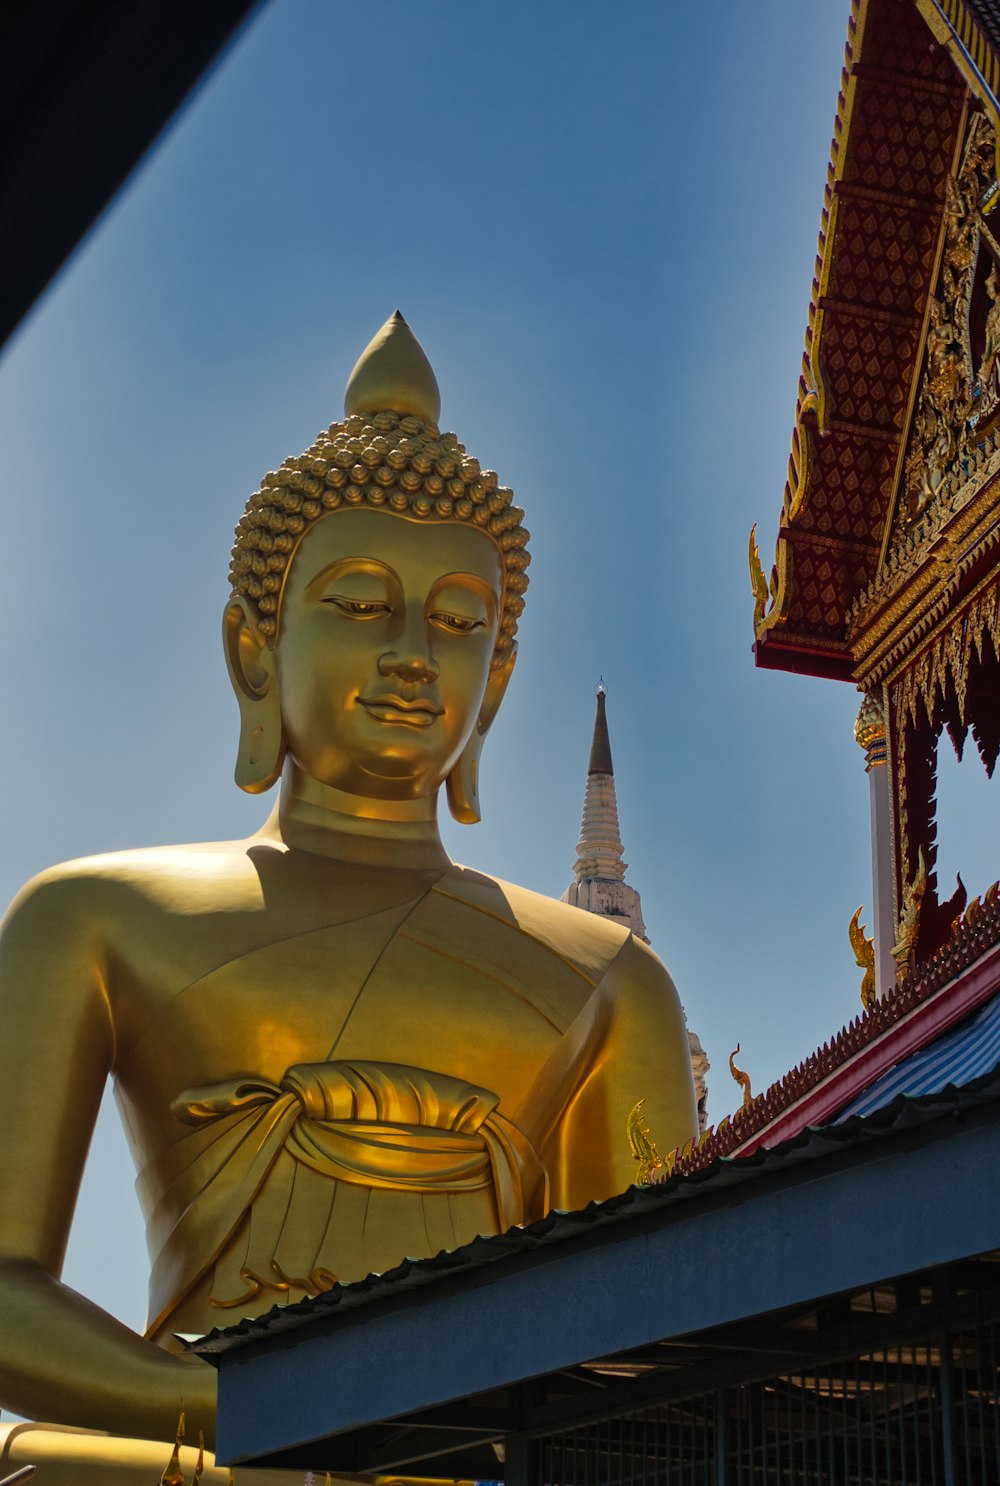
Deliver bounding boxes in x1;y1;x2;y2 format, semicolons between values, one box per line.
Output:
899;114;996;532
849;907;877;1011
851;480;1000;706
626;1098;663;1185
848;424;1000;647
892;846;929;983
854;693;887;768
976;263;1000;421
728;1045;753;1114
893;572;1000;730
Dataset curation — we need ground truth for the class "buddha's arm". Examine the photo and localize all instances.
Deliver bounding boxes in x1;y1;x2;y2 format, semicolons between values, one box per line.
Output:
542;934;699;1211
0;874;216;1442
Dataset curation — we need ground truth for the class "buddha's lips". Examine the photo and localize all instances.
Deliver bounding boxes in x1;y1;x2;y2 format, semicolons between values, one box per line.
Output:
358;694;443;727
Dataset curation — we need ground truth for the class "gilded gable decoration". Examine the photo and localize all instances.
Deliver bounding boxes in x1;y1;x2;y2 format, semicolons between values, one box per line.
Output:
898;112;998;530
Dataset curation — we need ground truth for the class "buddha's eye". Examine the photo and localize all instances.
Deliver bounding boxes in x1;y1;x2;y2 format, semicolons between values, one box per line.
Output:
429;611;487;635
324;596;392;619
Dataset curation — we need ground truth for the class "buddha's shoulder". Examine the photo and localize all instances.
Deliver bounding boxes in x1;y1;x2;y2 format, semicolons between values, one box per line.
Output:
2;837;270;931
439;863;670;991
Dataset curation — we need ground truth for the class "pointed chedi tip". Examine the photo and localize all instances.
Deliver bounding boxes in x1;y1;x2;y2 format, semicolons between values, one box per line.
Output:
588;687;614;776
344;311;441;424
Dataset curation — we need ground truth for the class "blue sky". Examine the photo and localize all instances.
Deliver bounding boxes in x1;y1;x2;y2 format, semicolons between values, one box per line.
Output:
2;1;995;1335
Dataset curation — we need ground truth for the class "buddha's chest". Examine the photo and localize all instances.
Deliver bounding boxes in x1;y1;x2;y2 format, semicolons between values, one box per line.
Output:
113;891;594;1161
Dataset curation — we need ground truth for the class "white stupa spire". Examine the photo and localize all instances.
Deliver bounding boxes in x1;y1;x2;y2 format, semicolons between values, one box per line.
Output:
562;684;647;939
561;683;711;1130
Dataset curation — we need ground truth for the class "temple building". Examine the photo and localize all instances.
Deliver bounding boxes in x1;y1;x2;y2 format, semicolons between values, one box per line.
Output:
194;3;1000;1481
562;685;710;1130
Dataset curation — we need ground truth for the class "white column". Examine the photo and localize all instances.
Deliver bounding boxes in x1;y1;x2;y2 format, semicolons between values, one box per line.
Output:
855;694;895;999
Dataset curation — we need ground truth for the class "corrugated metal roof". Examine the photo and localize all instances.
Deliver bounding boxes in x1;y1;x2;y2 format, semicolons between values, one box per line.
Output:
192;1067;1000;1357
839;989;1000;1119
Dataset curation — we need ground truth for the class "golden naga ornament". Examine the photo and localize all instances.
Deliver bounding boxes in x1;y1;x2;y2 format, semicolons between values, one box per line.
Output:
892;847;930;983
626;1098;664;1185
0;313;699;1486
748;522;770;630
729;1044;753;1114
849;907;876;1012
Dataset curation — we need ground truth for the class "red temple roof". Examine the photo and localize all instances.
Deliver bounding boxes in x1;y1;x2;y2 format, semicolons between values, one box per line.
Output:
753;0;968;678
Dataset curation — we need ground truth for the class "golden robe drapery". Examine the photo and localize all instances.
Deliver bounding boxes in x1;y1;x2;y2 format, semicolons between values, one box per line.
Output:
139;1059;544;1335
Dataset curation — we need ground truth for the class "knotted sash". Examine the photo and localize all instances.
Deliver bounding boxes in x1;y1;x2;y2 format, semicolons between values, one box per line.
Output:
140;1060;543;1335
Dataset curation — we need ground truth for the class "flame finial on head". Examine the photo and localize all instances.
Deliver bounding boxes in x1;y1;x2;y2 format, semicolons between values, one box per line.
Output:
344;311;441;424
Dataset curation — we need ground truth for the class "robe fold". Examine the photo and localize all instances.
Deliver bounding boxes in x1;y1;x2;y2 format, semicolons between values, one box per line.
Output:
116;867;631;1341
140;1059;542;1333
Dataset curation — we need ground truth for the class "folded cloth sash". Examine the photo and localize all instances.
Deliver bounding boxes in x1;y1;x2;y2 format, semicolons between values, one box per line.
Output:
140;1060;544;1333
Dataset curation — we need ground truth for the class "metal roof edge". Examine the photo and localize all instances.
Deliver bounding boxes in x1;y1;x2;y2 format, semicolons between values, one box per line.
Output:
190;1068;1000;1360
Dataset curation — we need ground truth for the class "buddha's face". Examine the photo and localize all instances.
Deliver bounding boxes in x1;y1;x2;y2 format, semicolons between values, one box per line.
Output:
272;508;503;799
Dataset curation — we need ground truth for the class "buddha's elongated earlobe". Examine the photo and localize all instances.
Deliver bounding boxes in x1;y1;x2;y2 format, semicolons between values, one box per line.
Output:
223;598;286;794
447;647;516;825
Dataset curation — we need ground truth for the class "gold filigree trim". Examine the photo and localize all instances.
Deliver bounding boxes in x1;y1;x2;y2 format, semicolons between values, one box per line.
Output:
893;568;1000;730
849;431;1000;633
850;465;1000;690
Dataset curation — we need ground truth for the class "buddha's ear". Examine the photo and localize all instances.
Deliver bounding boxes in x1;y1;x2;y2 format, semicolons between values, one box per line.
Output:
222;597;286;794
446;646;517;825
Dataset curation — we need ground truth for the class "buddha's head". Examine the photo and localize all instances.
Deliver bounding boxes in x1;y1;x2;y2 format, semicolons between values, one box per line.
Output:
223;313;530;824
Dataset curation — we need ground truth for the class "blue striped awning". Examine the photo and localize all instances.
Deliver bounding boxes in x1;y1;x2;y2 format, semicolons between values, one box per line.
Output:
837;988;1000;1120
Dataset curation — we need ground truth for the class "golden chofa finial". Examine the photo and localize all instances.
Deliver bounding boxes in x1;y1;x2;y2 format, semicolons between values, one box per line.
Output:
626;1097;663;1184
729;1045;753;1115
344;310;441;425
849;906;876;1011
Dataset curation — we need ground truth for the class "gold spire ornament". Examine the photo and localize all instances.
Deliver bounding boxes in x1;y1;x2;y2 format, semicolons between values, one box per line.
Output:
344;310;441;424
729;1045;753;1114
192;1432;205;1486
626;1098;664;1184
849;907;877;1011
159;1409;185;1486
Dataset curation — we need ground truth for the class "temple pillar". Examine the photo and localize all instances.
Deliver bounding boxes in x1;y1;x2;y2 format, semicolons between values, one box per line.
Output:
854;693;895;999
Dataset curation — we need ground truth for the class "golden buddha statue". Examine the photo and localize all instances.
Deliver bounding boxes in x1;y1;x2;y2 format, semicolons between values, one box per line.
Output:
0;314;698;1485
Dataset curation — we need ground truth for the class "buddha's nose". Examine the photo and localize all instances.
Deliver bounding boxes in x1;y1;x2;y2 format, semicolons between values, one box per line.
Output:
377;650;440;684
